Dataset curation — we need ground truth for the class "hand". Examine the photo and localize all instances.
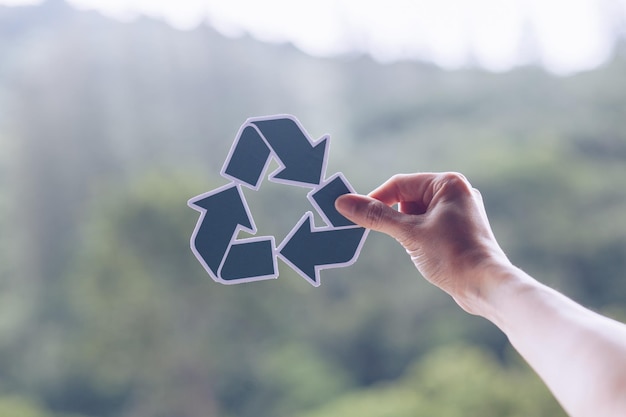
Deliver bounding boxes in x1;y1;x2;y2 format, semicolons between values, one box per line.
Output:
337;172;626;417
335;172;511;314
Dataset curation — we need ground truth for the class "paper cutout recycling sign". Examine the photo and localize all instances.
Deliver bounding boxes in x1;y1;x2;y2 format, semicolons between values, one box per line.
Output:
188;114;369;287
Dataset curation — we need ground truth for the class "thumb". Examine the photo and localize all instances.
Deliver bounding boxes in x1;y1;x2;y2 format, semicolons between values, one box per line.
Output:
335;193;407;238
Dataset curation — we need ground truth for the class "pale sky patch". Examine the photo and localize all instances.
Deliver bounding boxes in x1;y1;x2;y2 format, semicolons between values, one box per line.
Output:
2;0;626;74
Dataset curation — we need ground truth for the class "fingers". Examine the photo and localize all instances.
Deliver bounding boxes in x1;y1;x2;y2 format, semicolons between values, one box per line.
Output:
335;172;477;240
368;172;474;213
368;173;437;207
335;193;411;238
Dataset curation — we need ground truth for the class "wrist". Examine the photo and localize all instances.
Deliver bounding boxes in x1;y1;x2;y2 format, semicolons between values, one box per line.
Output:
453;256;533;320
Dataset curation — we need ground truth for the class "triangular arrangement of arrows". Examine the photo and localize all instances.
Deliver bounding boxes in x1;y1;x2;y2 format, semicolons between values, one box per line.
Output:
188;114;369;287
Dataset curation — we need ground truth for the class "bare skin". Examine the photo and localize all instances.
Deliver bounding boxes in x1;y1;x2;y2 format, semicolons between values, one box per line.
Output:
335;172;626;417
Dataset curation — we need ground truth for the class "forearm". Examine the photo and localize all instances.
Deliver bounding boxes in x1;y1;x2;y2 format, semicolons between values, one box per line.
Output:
476;265;626;417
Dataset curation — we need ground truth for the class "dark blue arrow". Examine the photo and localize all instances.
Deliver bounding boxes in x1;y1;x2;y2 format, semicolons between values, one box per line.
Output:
279;213;367;286
310;174;356;228
252;117;328;186
220;239;276;281
188;185;253;279
223;125;272;189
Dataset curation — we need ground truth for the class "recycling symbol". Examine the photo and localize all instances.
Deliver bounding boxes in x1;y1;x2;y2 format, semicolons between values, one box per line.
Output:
188;114;369;287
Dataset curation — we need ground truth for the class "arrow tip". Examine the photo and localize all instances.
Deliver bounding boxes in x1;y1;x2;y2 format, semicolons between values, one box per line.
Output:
278;214;319;285
187;185;253;231
273;136;328;186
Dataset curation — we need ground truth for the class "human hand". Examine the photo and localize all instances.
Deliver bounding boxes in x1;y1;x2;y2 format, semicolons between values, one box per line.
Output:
339;173;626;417
335;172;511;314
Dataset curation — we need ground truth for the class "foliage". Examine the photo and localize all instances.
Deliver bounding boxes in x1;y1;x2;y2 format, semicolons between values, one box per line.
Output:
0;395;81;417
1;1;625;416
299;345;566;417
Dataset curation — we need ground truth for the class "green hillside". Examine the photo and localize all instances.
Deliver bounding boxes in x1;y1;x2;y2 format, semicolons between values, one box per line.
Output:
0;1;625;416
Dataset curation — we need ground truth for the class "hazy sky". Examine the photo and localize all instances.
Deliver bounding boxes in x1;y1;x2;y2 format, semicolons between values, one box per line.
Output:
3;0;626;74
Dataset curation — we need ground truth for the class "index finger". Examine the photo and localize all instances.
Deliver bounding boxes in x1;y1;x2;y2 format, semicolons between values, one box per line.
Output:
368;173;439;207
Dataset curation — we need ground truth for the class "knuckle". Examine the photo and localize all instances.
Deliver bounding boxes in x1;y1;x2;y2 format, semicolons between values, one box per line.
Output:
443;171;467;183
392;173;410;180
440;172;472;194
364;200;386;230
388;173;408;186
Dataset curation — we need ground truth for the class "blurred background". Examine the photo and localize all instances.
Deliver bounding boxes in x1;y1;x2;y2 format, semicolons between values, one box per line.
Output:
1;0;626;416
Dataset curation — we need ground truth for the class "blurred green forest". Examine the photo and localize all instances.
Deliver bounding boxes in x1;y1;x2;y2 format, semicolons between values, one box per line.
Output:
1;1;626;416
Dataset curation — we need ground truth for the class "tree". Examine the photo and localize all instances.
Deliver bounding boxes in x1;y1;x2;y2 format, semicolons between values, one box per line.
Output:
298;344;566;417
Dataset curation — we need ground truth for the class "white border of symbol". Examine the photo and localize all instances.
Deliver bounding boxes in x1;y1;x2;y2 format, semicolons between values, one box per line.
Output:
189;114;368;286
